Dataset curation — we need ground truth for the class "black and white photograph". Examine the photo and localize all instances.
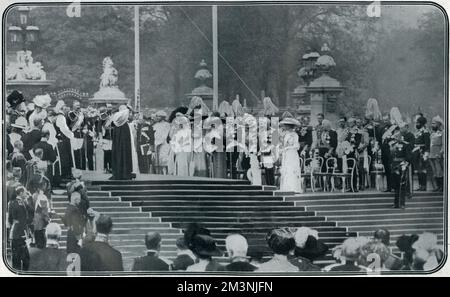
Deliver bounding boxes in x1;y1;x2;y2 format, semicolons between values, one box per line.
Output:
0;0;448;278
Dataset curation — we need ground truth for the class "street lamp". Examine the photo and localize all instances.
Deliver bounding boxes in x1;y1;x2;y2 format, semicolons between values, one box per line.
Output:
8;6;39;50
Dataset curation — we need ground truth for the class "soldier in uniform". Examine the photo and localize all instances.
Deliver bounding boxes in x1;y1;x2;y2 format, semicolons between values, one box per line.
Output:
345;118;362;192
136;115;155;174
379;114;395;192
390;130;412;209
296;116;313;159
54;100;74;180
412;116;430;191
429;116;444;192
68;100;86;170
97;106;113;173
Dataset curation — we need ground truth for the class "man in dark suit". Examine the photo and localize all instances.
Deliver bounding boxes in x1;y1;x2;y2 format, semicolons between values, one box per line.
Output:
63;192;85;254
29;222;69;272
22;117;44;160
132;232;171;271
8;186;30;271
80;215;123;273
32;129;57;185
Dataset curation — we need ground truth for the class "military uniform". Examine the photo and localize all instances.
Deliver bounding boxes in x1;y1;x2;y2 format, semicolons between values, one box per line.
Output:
68;111;87;170
136;120;155;174
391;138;412;208
413;126;430;191
345;127;362;192
429;127;444;191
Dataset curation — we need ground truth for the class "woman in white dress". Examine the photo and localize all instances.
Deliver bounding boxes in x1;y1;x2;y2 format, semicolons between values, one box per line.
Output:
279;118;303;193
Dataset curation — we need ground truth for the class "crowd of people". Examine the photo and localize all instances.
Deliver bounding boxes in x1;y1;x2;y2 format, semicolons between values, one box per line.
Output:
4;89;445;273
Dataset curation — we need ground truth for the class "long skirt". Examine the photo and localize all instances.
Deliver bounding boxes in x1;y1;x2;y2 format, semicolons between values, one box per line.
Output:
175;152;190;176
280;149;303;193
210;152;227;178
192;152;208;177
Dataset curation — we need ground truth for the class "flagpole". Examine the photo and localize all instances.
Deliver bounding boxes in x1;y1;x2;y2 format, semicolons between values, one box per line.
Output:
134;5;140;113
212;5;219;111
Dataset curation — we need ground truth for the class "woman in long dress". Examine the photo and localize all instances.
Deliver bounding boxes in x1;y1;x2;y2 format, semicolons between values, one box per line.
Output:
170;114;191;176
279;118;303;193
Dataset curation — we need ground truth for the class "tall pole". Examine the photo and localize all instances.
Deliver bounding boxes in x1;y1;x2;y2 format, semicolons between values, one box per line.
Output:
212;5;219;111
134;5;140;112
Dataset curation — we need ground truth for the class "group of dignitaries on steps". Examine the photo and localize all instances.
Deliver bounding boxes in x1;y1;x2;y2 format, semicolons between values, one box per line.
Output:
4;89;445;273
6;91;444;199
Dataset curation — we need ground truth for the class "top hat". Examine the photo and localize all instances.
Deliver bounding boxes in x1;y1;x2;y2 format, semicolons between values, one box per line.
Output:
7;90;25;109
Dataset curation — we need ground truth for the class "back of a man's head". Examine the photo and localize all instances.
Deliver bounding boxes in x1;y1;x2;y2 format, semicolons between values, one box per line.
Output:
225;234;248;259
46;222;62;242
145;232;162;251
96;214;113;235
374;229;390;246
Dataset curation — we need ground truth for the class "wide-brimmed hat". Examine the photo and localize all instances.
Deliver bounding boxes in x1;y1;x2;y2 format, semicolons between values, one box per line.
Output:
280;118;301;127
33;94;52;109
190;234;222;257
155;110;168;118
7;90;25;109
11;116;28;129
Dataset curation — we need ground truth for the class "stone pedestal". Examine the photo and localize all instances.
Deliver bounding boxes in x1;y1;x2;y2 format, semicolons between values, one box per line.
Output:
310;93;324;126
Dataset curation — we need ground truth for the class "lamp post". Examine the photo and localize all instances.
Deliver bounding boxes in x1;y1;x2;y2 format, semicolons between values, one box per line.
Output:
8;6;39;51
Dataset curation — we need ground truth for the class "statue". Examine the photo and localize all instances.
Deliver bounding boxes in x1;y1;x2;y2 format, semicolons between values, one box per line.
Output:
6;50;48;81
100;57;118;88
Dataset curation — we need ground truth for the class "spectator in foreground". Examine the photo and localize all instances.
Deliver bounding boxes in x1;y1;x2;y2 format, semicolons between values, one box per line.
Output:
411;232;444;271
373;228;402;270
29;222;67;272
172;237;196;271
8;186;30;271
63;191;84;254
247;246;265;268
358;240;391;271
224;234;257;271
132;232;171;271
396;234;419;270
289;227;324;271
186;234;223;272
80;214;124;273
257;228;299;272
323;237;370;272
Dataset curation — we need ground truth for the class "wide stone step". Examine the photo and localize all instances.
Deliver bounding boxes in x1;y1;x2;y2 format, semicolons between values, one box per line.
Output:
52;196;120;202
288;196;443;205
210;230;356;238
328;212;444;221
316;207;444;216
160;216;324;223
91;179;250;186
336;218;443;227
121;195;284;202
110;190;274;196
53;190;112;197
53;206;141;213
301;201;443;211
285;191;441;200
134;201;294;207
111;228;182;235
100;184;265;191
53;217;161;224
345;223;444;232
171;221;335;229
53;201;132;208
108;233;183;241
142;205;307;212
150;210;313;217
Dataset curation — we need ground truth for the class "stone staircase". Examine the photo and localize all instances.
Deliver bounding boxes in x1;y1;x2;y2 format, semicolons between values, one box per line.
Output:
90;179;356;267
284;191;445;252
51;190;183;271
47;180;445;272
